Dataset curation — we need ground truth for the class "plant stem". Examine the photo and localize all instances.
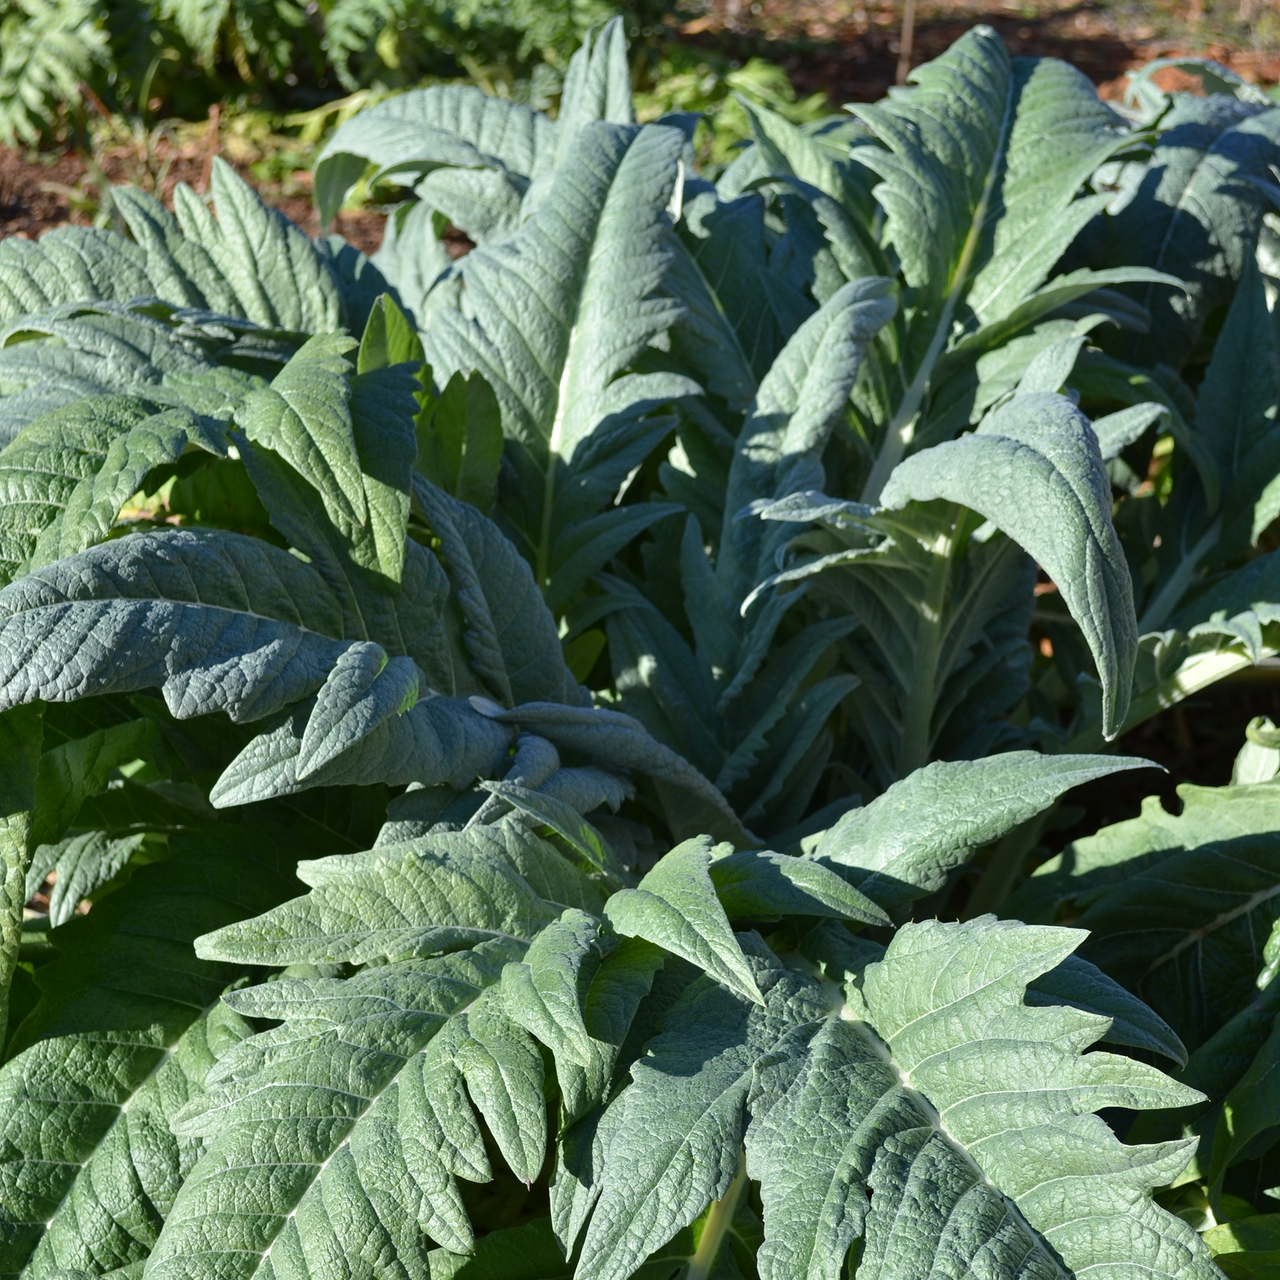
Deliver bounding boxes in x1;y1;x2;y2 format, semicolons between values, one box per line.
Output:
687;1154;748;1280
896;0;916;84
895;519;956;777
962;810;1050;920
1136;516;1221;634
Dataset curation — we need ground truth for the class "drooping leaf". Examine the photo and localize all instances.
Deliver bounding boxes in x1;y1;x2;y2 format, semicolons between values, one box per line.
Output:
708;847;889;926
0;528;350;723
881;392;1139;737
0;303;261;447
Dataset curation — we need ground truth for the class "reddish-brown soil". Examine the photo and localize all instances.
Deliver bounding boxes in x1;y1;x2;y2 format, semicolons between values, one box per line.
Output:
681;0;1279;104
0;139;386;253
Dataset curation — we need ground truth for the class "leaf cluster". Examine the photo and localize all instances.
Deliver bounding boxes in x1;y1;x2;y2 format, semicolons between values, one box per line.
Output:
2;24;1280;1280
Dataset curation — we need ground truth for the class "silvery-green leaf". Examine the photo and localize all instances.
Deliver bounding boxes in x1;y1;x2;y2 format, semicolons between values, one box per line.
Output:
171;159;343;333
455;984;547;1185
151;943;523;1275
1093;402;1166;461
314;85;554;228
0;529;349;723
478;781;622;877
882;392;1138;737
296;643;422;778
1025;953;1188;1067
579;917;1213;1280
414;475;584;708
234;332;368;549
848;919;1208;1280
0;225;168;321
427;121;680;470
0;395;225;586
577;945;827;1280
371;199;454;325
719;277;896;603
196;821;603;966
544;17;634;177
850;31;1131;336
488;701;747;844
349;357;420;588
208;691;510;806
0;305;259;445
415;166;527;243
0;165;340;333
502;909;602;1070
708;848;888;925
604;836;763;1005
425;120;687;596
1104;97;1280;368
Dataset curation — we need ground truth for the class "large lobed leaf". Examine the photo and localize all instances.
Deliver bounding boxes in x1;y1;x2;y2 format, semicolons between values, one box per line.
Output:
573;917;1214;1280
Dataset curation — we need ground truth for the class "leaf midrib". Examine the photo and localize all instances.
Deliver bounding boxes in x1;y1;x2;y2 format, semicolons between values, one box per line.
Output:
860;81;1017;504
